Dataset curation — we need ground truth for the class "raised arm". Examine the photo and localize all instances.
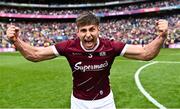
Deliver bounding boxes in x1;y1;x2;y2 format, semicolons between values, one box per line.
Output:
6;25;57;62
123;19;168;61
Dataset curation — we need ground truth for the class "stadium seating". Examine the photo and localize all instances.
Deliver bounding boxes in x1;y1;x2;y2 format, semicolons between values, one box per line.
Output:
0;0;179;48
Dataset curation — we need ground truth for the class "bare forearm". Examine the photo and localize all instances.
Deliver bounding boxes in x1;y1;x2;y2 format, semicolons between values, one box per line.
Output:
123;19;168;61
13;37;39;61
13;38;56;62
6;25;56;62
143;36;165;60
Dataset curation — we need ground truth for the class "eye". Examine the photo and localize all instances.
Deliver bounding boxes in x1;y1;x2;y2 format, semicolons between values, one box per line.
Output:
89;27;95;32
80;29;87;33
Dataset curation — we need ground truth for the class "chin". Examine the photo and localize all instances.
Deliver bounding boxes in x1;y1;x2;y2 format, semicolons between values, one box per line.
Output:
85;45;94;50
85;47;93;50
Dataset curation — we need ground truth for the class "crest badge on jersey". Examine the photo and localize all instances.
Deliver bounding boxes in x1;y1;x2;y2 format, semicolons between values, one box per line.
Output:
99;52;106;56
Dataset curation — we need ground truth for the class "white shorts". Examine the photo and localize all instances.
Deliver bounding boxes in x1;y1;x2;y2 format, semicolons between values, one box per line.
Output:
71;91;116;109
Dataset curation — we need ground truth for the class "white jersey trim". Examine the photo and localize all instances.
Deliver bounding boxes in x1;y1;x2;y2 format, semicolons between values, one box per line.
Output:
80;38;100;52
51;45;59;56
120;44;129;56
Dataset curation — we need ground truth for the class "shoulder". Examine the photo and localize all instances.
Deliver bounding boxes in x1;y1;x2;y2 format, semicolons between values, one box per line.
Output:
54;38;80;56
99;37;124;47
98;37;126;56
99;37;111;46
55;38;79;48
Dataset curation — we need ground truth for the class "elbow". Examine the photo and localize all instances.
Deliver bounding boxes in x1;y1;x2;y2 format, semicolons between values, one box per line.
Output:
24;54;41;62
142;54;158;61
142;56;154;61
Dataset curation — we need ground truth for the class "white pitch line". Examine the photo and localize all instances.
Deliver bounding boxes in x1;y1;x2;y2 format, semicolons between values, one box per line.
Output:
158;61;180;64
134;61;167;109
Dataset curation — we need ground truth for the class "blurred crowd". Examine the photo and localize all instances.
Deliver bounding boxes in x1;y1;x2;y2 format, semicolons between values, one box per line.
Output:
0;0;121;4
0;0;179;15
0;0;179;48
101;14;179;48
0;14;179;48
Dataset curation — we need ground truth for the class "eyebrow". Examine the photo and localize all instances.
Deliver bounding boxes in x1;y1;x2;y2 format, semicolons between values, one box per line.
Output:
80;26;96;30
89;27;95;30
80;28;87;32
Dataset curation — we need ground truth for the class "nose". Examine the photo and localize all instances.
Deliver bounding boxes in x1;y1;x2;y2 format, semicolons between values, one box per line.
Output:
85;31;91;38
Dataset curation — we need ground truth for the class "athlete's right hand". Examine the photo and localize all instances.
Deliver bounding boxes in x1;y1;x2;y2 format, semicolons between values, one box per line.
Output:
6;25;20;43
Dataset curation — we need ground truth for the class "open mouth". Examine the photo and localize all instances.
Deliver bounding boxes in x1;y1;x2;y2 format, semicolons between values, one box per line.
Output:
83;39;94;49
84;39;93;43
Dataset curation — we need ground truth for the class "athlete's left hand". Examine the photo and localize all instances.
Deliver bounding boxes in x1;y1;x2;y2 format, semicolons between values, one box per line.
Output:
156;19;168;38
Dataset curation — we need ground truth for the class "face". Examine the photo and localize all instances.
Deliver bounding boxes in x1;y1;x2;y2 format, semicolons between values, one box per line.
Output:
77;25;99;50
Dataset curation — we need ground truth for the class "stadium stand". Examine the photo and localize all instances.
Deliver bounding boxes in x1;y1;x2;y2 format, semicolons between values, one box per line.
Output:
0;0;179;15
0;0;179;49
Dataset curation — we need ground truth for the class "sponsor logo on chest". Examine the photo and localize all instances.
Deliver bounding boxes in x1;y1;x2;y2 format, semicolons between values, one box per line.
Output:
74;61;109;72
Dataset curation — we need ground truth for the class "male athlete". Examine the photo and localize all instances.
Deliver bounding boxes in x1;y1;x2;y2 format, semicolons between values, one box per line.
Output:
6;12;168;109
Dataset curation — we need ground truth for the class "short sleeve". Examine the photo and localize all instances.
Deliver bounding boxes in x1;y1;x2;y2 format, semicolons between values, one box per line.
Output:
111;40;128;56
54;40;70;56
51;45;59;56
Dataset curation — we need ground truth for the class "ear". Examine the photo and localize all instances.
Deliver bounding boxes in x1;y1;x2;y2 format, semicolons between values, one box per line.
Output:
76;29;79;33
76;26;79;34
76;29;80;37
98;26;100;31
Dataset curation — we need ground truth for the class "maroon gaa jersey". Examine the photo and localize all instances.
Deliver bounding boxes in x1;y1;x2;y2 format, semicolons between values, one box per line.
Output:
53;37;127;100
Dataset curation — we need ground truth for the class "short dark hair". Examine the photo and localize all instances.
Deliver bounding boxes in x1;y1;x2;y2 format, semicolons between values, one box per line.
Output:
76;12;100;28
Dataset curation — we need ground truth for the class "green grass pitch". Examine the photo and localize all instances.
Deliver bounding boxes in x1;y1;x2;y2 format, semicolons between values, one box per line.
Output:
0;48;180;108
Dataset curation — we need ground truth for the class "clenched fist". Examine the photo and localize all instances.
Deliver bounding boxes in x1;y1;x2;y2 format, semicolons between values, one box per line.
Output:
6;25;20;43
156;19;168;38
